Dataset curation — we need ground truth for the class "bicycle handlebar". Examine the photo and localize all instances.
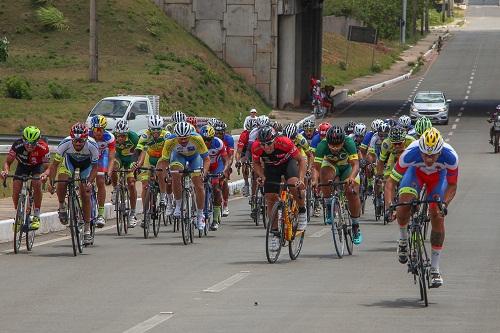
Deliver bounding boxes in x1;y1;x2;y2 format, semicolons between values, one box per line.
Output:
2;175;41;188
390;199;447;216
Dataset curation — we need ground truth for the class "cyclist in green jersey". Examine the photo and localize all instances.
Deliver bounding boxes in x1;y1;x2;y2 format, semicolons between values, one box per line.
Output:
111;120;140;227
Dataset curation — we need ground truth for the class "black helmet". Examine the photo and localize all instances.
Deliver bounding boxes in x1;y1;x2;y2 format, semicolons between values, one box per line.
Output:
271;121;283;133
344;121;356;135
389;125;407;143
258;126;277;143
326;125;345;144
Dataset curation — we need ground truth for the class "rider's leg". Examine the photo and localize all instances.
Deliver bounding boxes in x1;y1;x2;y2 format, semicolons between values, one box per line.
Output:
156;159;168;205
319;163;336;223
11;179;22;210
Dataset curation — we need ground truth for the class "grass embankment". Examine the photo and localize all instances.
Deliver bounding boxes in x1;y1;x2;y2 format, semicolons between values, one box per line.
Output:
0;0;270;136
322;32;402;87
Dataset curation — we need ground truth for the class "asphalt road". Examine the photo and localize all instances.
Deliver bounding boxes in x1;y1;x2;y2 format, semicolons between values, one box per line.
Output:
1;6;500;333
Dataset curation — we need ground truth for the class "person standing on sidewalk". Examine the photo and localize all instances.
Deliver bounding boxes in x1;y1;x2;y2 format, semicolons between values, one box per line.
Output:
244;108;258;125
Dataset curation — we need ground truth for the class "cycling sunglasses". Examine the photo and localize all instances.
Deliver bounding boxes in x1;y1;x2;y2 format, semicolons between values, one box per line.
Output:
23;140;38;147
261;141;274;146
73;138;87;144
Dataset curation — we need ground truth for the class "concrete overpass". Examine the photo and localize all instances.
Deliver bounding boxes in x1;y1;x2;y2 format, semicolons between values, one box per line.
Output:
153;0;324;108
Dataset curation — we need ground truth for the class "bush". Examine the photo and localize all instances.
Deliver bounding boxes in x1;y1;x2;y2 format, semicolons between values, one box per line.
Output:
136;41;150;53
0;36;9;62
5;76;32;99
407;61;415;67
48;81;70;99
338;61;347;71
36;6;69;31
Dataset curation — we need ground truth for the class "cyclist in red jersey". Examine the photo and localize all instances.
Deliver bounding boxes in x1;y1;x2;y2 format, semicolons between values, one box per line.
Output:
235;118;255;197
251;126;307;249
1;126;50;230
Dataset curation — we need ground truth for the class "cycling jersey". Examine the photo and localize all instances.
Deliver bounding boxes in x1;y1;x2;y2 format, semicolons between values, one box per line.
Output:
237;130;250;152
220;133;235;155
391;140;459;184
251;136;299;166
299;129;319;144
207;137;227;173
293;133;313;156
360;131;375;150
368;133;385;158
379;135;415;163
161;133;209;160
136;129;169;160
310;133;322;151
54;137;99;163
348;133;365;149
115;131;139;160
8;138;50;166
314;136;358;166
89;130;116;157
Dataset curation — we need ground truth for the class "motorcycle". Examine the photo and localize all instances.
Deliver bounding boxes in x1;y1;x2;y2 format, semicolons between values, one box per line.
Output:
488;112;500;153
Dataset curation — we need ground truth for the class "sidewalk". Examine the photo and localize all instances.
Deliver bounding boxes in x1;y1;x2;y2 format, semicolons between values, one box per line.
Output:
271;25;456;124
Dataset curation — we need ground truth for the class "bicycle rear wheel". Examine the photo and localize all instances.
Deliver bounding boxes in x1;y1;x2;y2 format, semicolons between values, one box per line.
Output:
416;234;429;306
181;190;190;245
331;198;345;258
68;195;80;256
266;202;284;264
288;212;305;260
342;204;354;256
13;194;26;254
123;188;130;235
115;189;123;236
152;196;160;238
306;184;313;223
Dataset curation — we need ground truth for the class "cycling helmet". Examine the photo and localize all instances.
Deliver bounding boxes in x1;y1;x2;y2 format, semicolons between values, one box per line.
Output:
378;122;390;135
199;125;215;140
148;115;164;129
90;115;107;129
272;121;283;133
22;126;41;143
244;118;254;131
398;115;412;129
258;126;277;143
166;123;174;133
70;123;89;140
385;118;398;128
389;126;407;143
283;123;298;140
301;119;315;130
207;118;218;127
326;125;345;144
353;123;367;137
171;111;187;123
418;127;444;155
496;105;500;111
114;119;129;134
414;116;433;136
174;122;192;137
372;119;384;132
186;116;197;128
213;120;227;132
257;115;270;127
318;122;332;136
344;121;356;135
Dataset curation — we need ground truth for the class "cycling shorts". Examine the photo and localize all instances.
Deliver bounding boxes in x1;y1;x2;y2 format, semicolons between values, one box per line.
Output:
15;164;44;177
114;158;135;179
264;159;299;194
320;160;360;184
398;166;447;203
97;150;109;174
170;151;202;173
58;155;93;180
138;155;160;182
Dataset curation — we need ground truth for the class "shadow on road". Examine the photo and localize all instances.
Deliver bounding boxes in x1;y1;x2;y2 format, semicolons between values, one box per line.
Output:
362;298;431;309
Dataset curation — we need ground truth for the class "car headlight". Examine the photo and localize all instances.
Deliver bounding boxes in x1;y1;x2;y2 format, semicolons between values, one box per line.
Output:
410;107;418;113
438;107;447;112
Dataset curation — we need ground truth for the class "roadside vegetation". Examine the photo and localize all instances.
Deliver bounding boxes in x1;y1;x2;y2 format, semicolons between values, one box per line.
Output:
0;0;270;136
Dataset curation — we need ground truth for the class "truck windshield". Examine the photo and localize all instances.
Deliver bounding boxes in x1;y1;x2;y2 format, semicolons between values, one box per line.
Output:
90;100;130;118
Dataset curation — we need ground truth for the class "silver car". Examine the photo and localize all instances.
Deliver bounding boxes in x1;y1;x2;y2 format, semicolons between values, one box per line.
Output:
410;91;451;125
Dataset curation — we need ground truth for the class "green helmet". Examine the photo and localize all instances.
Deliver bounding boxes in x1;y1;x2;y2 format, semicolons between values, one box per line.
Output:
22;126;41;143
414;116;432;136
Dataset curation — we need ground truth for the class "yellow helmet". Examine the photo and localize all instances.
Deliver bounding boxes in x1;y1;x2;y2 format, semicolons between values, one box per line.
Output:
418;127;443;155
91;115;107;129
200;125;215;139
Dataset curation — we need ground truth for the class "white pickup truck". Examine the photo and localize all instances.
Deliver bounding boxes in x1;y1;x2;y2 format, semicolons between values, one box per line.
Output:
86;95;160;134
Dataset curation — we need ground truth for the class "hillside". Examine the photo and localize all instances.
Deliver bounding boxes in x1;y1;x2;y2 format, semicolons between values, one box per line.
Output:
0;0;270;135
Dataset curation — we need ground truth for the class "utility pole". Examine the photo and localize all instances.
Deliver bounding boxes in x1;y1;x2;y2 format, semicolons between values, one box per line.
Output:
89;0;98;82
425;0;429;32
401;0;407;45
441;0;446;22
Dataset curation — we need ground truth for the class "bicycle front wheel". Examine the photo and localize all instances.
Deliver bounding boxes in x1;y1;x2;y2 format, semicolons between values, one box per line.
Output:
288;213;305;260
115;189;123;236
416;236;429;306
331;198;345;258
13;194;26;254
266;202;284;264
181;190;191;245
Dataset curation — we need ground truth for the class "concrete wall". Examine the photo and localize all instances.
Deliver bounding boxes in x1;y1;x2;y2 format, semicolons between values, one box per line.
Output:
154;0;278;106
323;15;365;37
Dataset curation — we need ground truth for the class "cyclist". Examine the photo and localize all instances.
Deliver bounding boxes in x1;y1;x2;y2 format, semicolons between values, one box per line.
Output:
398;115;415;137
251;126;307;250
271;121;283;134
299;119;318;144
162;122;210;230
245;115;271;200
360;119;383;159
134;115;170;227
413;116;432;139
377;126;415;214
1;126;49;231
111;119;140;227
200;125;229;230
344;121;356;136
368;122;390;206
235;118;255;197
172;111;187;124
386;128;458;288
310;122;331;153
186;116;199;133
214;120;234;217
313;125;363;245
40;123;99;244
350;123;367;148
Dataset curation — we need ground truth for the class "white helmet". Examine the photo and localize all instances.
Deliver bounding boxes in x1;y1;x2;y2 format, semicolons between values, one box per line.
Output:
244;118;254;131
257;115;270;127
398;115;412;129
283;123;298;139
250;108;257;114
148;115;164;130
207;118;218;127
174;122;192;137
353;123;367;136
114;119;129;134
371;119;384;131
171;111;187;123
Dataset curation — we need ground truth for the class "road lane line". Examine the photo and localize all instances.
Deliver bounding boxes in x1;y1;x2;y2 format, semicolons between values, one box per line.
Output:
203;271;250;293
455;118;460;123
466;90;470;94
452;124;457;130
1;225;116;254
469;80;473;84
458;112;462;117
462;101;467;105
448;132;453;136
123;312;174;333
309;228;330;238
465;96;469;100
228;196;245;202
459;106;464;111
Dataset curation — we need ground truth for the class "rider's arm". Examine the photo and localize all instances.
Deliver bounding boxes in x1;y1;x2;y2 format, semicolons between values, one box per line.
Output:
2;153;15;175
250;141;265;179
312;140;327;184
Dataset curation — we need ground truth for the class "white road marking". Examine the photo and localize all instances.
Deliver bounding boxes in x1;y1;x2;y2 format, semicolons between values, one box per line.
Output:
458;112;463;117
469;80;473;85
470;76;474;80
309;228;330;238
1;225;116;254
465;96;469;100
459;106;464;111
452;124;457;129
448;132;453;136
203;271;250;293
123;312;174;333
463;101;468;105
455;118;460;123
466;90;470;94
